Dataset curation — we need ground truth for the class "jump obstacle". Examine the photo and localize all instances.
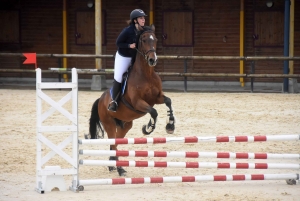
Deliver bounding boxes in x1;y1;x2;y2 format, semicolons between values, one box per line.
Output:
78;135;300;189
35;68;299;193
35;68;78;193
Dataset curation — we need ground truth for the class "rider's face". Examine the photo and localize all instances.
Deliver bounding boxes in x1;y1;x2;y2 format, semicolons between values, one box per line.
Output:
137;16;145;26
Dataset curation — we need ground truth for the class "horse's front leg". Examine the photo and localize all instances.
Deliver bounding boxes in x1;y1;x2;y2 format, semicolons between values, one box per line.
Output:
163;95;175;134
131;99;158;135
141;95;175;135
142;107;157;135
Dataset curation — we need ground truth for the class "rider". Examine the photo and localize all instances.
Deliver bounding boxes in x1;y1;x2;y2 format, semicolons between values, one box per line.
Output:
108;9;147;112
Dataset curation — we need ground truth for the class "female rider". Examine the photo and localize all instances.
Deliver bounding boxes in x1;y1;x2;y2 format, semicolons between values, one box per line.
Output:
108;9;147;112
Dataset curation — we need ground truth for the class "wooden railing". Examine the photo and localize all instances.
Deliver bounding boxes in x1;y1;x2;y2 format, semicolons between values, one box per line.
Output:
0;53;299;92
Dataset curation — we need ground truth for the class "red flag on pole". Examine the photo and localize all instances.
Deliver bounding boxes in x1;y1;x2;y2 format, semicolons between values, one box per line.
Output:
23;53;37;68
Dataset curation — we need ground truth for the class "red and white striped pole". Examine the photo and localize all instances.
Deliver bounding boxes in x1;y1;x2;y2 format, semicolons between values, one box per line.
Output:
79;173;299;186
79;150;300;160
79;160;300;169
79;134;300;145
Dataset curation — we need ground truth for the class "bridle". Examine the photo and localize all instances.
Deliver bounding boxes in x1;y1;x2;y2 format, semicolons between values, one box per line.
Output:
135;30;156;61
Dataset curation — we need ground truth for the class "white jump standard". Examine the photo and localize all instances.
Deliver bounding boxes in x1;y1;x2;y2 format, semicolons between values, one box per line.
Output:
35;68;79;193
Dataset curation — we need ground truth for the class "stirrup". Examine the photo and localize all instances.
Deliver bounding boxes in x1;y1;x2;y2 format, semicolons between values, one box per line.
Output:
108;100;118;112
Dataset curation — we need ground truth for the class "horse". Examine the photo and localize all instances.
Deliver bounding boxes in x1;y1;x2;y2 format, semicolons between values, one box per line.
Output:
87;24;175;176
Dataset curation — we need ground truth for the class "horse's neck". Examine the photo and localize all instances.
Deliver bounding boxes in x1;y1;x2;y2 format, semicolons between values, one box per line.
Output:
133;54;154;78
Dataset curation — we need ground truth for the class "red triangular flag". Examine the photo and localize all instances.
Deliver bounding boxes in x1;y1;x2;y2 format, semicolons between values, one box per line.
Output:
23;53;37;68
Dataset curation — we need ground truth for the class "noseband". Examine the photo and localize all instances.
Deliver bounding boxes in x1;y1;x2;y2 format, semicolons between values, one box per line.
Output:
135;31;156;61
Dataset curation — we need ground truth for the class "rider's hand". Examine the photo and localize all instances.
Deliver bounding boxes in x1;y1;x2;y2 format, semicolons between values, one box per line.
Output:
129;43;136;49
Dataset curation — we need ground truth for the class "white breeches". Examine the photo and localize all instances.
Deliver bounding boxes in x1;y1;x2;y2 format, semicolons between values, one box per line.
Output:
114;51;132;83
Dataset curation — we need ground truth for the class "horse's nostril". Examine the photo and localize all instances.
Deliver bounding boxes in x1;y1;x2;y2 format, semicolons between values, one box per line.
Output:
148;58;153;65
149;59;157;67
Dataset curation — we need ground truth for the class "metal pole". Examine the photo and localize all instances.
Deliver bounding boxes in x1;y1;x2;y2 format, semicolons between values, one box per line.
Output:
289;0;295;75
251;61;255;93
239;0;245;87
283;0;290;92
184;59;187;92
62;0;68;82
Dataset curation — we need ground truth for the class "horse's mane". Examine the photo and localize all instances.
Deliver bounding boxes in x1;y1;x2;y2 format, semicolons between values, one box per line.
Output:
141;25;153;32
136;26;153;40
135;25;154;48
131;25;155;65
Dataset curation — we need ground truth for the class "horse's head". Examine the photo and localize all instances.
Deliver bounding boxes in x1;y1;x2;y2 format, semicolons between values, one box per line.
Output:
135;24;158;67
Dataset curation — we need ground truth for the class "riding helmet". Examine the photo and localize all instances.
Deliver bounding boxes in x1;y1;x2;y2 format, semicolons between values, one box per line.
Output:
130;9;147;20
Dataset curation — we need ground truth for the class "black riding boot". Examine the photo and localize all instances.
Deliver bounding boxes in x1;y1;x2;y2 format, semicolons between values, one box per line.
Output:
108;80;121;112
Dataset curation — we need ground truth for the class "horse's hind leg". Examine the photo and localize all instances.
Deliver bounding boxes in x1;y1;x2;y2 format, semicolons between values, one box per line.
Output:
108;155;127;177
163;95;175;134
107;121;133;176
108;154;126;176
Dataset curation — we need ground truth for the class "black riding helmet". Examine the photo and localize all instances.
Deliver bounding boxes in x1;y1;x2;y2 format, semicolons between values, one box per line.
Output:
130;9;147;21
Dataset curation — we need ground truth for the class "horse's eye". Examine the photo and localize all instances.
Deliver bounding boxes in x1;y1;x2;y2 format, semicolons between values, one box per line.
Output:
143;40;146;43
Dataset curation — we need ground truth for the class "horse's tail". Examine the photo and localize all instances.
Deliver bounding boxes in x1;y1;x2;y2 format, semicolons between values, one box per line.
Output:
89;98;101;139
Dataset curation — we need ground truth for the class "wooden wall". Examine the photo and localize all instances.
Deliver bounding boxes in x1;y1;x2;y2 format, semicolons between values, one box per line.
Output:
0;0;299;83
192;0;241;82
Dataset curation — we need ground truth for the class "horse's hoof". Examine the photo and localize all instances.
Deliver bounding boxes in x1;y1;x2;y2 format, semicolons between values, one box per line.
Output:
142;125;152;135
166;129;174;134
117;167;127;176
119;171;127;177
165;123;175;134
108;166;117;172
97;134;103;139
84;134;90;139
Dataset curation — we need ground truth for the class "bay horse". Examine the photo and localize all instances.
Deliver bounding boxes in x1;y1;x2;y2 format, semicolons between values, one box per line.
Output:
87;24;175;176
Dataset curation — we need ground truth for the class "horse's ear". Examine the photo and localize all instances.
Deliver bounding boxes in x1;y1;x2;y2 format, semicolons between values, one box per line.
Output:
135;23;143;31
150;24;155;32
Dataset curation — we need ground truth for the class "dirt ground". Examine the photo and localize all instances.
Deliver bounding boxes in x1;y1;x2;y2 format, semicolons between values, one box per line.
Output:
0;89;299;201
